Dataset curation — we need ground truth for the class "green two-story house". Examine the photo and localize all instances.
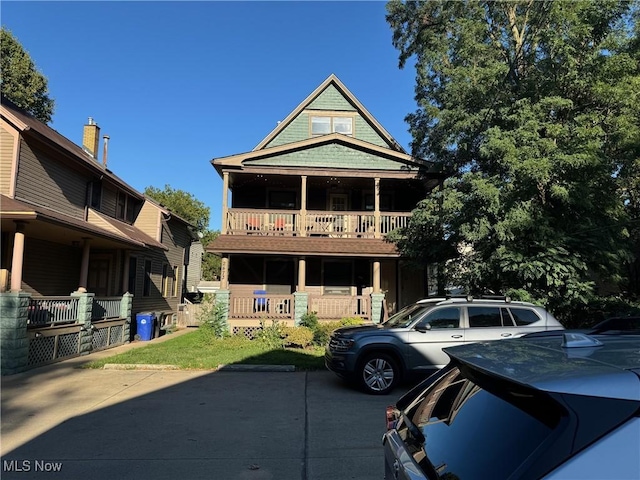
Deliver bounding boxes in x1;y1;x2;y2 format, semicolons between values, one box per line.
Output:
208;74;441;332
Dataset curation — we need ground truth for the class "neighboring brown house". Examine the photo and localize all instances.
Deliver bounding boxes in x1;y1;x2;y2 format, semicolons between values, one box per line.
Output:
0;96;202;333
208;74;442;330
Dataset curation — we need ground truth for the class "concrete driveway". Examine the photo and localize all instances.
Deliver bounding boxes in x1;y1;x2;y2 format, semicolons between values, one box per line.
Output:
1;340;410;480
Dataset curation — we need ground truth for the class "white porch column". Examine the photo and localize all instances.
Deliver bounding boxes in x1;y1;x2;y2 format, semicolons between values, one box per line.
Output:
10;221;26;292
374;177;381;239
373;259;381;293
222;171;229;234
78;238;91;292
300;175;307;237
297;256;306;292
220;255;230;290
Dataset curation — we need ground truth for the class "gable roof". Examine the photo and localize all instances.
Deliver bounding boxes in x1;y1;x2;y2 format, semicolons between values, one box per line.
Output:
253;74;406;153
212;133;427;175
0;96;142;200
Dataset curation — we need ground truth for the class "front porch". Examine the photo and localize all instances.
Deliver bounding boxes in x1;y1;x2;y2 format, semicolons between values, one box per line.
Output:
0;292;133;375
226;209;411;238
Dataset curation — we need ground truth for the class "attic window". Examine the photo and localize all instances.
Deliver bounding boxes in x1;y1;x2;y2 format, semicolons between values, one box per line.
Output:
311;116;353;136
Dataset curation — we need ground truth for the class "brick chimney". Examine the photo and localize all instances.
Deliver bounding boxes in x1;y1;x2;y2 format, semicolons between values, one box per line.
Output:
82;117;100;159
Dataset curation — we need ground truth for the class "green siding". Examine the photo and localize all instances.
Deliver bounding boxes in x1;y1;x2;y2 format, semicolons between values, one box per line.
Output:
247;144;408;170
308;85;356;111
266;113;309;148
355;116;388;148
265;84;392;149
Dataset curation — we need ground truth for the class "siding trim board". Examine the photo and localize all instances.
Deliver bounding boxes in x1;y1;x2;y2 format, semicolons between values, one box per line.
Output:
213;133;429;173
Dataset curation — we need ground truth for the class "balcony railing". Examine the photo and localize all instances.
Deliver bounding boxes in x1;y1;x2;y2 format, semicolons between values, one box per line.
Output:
226;209;411;238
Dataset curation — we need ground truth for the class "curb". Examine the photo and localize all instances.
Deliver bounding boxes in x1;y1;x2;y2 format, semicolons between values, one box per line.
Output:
102;363;296;372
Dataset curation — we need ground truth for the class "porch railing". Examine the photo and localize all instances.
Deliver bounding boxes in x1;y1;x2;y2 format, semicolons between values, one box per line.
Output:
27;297;80;326
92;297;122;321
226;208;411;238
309;295;371;321
229;293;294;319
27;296;123;326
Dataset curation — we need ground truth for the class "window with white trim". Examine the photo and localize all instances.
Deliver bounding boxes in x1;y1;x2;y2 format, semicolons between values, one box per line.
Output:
311;116;353;136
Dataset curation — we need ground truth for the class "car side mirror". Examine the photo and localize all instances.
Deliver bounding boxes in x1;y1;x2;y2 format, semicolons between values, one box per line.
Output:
415;324;431;333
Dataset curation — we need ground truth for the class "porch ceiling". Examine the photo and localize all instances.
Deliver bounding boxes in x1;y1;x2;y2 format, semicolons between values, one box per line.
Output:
206;235;400;257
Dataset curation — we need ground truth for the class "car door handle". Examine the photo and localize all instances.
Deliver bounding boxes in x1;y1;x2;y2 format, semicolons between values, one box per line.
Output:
501;333;512;337
451;334;463;338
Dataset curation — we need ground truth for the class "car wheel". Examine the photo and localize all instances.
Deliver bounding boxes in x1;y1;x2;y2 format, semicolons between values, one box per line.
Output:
358;353;399;395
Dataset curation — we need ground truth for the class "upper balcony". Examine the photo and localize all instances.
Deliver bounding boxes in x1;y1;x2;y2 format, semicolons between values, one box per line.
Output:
224;208;411;238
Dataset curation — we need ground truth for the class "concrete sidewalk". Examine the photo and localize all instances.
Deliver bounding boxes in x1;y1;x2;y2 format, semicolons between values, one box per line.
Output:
1;330;407;479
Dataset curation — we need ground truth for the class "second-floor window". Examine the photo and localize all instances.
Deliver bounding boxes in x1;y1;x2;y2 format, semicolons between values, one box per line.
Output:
117;191;136;223
90;180;102;209
311;116;353;136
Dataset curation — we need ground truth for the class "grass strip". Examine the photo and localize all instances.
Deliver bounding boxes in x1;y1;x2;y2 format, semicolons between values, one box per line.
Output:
84;330;326;371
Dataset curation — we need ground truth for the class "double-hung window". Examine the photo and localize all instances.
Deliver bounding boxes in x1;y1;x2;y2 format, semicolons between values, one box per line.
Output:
311;115;353;136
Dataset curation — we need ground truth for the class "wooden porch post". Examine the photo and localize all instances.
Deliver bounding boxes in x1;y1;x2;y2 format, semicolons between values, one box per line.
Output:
222;171;229;234
297;256;306;291
78;238;91;292
300;175;307;237
374;177;381;239
220;255;229;290
10;221;26;292
122;250;130;293
373;259;381;293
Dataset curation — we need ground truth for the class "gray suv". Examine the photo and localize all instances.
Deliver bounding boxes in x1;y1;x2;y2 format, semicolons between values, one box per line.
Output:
325;296;564;394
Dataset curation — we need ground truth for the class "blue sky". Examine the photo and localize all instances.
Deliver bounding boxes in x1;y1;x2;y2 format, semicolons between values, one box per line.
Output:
2;1;418;230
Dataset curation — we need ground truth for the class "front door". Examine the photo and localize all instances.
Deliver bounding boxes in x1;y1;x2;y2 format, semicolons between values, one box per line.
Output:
329;193;348;236
88;258;110;296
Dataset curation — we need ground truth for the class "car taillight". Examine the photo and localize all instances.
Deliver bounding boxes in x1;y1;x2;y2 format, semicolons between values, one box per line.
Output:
386;405;400;431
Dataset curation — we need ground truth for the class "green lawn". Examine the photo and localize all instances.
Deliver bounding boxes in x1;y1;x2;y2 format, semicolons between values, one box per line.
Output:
84;330;327;370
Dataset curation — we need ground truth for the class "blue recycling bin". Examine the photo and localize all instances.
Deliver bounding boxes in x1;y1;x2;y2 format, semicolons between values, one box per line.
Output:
136;312;155;341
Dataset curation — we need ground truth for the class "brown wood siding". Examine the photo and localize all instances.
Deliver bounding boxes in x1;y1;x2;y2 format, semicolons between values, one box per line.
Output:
130;250;173;326
129;219;191;328
0;125;15;195
14;138;87;219
101;185;118;218
22;238;81;295
134;202;160;239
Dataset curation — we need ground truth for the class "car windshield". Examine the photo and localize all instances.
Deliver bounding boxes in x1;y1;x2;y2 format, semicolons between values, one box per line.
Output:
384;303;431;328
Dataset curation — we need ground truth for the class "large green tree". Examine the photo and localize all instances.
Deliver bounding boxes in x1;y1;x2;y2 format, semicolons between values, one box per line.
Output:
144;185;220;281
387;0;640;308
0;27;54;123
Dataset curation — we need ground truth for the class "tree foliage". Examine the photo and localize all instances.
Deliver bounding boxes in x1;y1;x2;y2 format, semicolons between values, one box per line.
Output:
387;0;640;309
0;27;54;123
144;184;221;281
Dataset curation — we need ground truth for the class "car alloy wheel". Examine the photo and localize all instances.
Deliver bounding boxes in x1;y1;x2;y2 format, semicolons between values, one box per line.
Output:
360;353;399;395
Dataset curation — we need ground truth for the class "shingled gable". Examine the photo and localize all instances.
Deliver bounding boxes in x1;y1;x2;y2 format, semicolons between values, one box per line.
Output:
253;74;405;153
211;75;431;175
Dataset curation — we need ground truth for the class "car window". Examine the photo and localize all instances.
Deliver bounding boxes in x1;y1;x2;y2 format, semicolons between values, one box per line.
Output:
509;308;541;326
403;367;563;480
467;307;503;327
501;307;515;326
384;303;431;328
416;307;460;329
